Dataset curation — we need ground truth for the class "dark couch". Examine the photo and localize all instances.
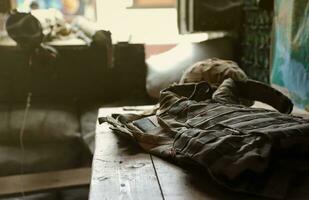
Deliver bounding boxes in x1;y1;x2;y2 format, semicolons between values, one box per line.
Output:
0;38;148;200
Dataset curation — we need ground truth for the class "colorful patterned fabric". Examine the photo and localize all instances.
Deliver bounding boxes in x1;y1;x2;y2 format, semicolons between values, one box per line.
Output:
271;0;309;112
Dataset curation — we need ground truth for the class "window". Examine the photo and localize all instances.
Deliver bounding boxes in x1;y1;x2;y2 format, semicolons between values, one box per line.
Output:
96;0;179;44
96;0;209;44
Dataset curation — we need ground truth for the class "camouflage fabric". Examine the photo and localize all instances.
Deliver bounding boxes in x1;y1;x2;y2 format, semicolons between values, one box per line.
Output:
180;58;247;86
180;58;253;107
100;79;309;199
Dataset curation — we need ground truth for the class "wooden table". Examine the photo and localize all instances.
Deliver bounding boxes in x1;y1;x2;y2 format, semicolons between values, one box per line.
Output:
89;106;309;200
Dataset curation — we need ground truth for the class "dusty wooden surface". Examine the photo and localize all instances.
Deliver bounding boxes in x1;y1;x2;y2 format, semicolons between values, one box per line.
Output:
90;106;162;200
90;106;309;200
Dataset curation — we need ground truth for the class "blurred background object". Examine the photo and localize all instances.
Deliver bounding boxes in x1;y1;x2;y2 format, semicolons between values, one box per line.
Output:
0;0;15;40
240;0;274;83
177;0;243;34
271;0;309;111
0;14;5;38
5;11;43;49
0;0;15;13
15;0;97;20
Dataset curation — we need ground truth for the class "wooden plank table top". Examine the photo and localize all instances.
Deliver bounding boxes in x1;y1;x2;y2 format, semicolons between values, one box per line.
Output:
89;105;309;200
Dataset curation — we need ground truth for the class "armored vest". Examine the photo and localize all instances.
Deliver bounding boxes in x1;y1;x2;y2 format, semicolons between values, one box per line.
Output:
100;79;309;199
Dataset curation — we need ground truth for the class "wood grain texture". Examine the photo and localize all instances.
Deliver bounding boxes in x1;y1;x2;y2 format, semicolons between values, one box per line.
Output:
0;167;91;197
90;106;162;200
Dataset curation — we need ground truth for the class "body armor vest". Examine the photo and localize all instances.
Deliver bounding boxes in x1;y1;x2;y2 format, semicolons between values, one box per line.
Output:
100;79;309;199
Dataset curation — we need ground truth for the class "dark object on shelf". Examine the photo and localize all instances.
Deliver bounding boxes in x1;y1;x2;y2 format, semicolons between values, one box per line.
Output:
177;0;244;33
2;11;121;102
6;11;43;49
0;40;147;103
107;42;147;100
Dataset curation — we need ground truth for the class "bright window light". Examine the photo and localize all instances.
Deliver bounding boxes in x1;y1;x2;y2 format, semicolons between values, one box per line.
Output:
96;0;208;44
